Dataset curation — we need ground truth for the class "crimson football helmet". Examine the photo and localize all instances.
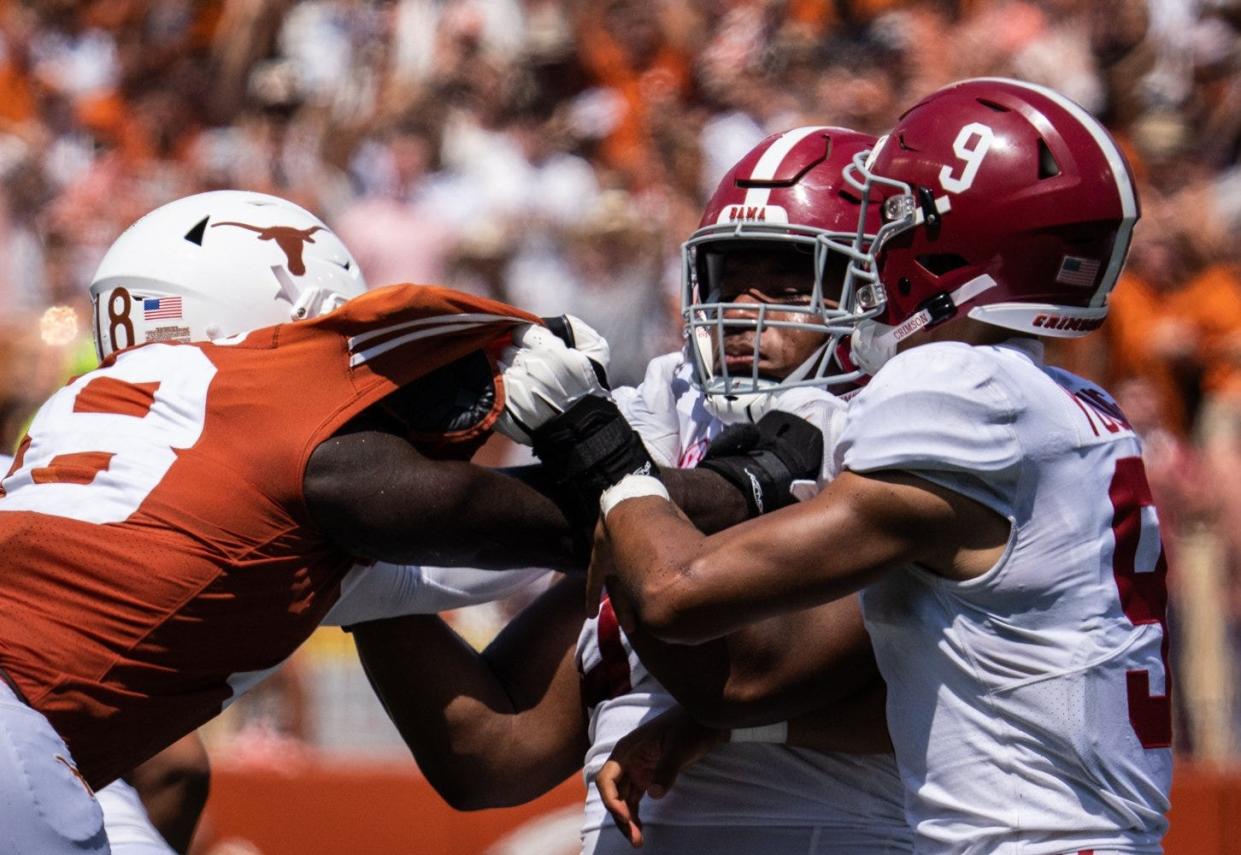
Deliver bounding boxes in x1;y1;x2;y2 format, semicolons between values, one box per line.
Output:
841;77;1140;374
683;126;879;415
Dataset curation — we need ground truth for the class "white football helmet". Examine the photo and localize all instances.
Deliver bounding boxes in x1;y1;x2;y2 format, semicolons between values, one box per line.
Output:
89;190;368;360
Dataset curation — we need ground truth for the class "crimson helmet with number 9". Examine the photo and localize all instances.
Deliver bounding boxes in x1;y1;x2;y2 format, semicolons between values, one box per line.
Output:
842;77;1140;374
89;191;368;360
684;126;880;415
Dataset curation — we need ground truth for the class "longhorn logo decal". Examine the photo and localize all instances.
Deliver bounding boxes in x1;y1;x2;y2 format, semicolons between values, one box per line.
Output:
211;222;325;275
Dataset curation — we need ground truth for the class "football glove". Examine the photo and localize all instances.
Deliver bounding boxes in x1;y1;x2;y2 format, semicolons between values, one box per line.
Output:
698;411;824;517
494;323;610;444
542;314;611;389
529;395;659;504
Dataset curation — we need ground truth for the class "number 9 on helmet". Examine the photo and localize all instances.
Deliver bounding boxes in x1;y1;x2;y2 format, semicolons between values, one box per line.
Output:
841;77;1140;374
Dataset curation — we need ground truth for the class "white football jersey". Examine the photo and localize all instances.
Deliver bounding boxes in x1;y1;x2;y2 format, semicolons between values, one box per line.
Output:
839;339;1172;854
578;354;910;850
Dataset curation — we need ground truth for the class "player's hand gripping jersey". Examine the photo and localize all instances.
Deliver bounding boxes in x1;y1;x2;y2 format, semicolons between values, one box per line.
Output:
840;339;1172;854
577;354;911;850
0;284;536;789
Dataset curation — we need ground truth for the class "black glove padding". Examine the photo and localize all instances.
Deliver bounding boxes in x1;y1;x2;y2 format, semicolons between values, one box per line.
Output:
698;411;824;517
532;395;659;516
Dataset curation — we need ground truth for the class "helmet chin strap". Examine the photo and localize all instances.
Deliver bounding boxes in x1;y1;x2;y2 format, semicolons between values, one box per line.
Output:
850;308;937;375
203;287;354;344
291;286;352;321
850;274;999;374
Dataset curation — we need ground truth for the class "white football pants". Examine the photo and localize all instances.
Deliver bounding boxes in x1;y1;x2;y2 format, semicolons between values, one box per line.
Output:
0;680;109;854
583;823;914;854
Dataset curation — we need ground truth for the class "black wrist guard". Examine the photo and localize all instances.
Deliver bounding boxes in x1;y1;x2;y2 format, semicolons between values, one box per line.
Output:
698;411;823;517
532;396;659;512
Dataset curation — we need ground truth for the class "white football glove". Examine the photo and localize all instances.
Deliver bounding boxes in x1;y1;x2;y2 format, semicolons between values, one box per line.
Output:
495;323;611;445
543;313;611;377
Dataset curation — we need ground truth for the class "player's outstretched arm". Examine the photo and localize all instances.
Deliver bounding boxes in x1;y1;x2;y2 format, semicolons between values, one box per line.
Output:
124;733;211;853
351;578;589;810
305;426;584;571
623;594;880;729
595;469;1010;644
304;425;757;573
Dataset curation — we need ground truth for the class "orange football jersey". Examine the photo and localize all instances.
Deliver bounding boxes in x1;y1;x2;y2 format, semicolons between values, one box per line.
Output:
0;284;537;788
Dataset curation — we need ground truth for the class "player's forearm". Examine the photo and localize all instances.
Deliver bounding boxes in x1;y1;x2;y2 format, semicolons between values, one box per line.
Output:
306;432;584;571
604;473;919;644
505;446;750;539
603;500;805;644
399;460;583;569
661;468;750;533
353;581;588;809
625;599;880;729
354;614;575;808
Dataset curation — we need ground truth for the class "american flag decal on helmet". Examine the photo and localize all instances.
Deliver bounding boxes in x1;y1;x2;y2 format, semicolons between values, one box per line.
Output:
142;296;183;320
1055;256;1101;287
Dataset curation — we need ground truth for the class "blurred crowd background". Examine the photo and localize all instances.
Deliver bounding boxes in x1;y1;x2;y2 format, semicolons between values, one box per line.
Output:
2;0;1241;774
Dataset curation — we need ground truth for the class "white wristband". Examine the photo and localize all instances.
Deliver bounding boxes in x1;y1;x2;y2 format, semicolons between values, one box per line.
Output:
600;474;670;520
729;722;789;744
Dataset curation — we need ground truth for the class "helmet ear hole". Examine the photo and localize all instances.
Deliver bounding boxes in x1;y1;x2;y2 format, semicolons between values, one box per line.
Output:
915;254;969;277
1037;138;1062;179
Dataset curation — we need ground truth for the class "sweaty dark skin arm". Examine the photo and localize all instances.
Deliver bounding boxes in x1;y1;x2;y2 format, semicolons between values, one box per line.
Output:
303;339;752;571
497;464;748;538
305;428;582;570
123;734;211;854
304;427;749;572
352;578;589;810
594;468;1011;644
624;595;882;729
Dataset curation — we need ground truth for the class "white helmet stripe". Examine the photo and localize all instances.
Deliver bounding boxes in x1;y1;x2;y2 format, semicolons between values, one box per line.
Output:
965;78;1138;307
742;126;832;209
